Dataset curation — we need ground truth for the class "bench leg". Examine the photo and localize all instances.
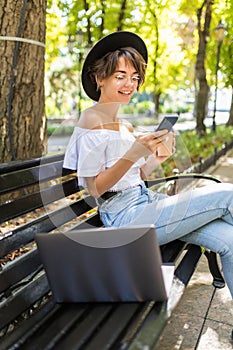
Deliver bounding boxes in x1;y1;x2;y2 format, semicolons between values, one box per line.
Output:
175;245;202;286
204;251;225;288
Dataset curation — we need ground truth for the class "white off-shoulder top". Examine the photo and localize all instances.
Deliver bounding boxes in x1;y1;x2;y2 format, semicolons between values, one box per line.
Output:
63;126;145;192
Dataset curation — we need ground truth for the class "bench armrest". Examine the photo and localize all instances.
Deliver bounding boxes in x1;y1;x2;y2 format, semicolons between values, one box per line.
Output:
146;173;222;187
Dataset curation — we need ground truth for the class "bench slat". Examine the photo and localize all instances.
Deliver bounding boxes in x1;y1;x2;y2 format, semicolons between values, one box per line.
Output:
127;301;168;350
23;304;115;350
0;154;64;175
20;304;96;350
0;298;58;349
82;303;141;350
0;199;98;257
0;273;50;330
0;178;79;223
0;249;41;294
54;305;116;350
0;161;65;195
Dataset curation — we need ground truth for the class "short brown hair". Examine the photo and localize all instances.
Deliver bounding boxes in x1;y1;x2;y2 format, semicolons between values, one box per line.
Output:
88;47;147;90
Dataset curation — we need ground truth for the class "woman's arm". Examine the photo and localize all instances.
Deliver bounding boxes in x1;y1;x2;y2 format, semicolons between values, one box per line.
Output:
140;155;160;180
86;157;135;197
86;130;170;197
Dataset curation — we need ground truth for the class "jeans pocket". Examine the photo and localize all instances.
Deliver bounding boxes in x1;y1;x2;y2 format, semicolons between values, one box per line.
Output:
100;211;112;227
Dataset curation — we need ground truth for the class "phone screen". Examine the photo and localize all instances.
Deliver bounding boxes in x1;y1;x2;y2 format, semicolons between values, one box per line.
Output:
155;116;178;132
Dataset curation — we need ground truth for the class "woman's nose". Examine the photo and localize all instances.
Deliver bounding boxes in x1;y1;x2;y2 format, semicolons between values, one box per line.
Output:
125;76;134;85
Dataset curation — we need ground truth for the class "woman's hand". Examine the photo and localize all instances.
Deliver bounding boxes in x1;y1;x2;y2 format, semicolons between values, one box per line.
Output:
125;129;174;163
155;131;176;162
140;132;176;177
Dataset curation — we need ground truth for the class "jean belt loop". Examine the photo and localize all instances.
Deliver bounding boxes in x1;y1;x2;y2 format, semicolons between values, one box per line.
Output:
139;183;144;195
141;182;148;195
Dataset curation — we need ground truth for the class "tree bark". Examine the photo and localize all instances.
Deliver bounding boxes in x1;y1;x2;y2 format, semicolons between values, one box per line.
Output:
145;0;160;121
153;92;160;120
194;0;213;136
227;86;233;126
117;0;127;31
0;0;47;162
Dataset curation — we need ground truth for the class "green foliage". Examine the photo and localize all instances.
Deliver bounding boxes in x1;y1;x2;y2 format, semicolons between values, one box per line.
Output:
160;105;191;114
45;0;233;122
179;125;233;162
155;125;233;177
45;2;67;67
120;100;154;115
219;1;233;88
47;124;74;136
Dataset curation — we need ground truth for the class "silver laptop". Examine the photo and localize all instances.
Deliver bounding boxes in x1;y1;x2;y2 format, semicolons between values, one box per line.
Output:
35;225;168;303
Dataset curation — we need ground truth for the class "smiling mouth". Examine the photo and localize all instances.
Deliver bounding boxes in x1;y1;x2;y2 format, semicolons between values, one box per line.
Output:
119;91;132;95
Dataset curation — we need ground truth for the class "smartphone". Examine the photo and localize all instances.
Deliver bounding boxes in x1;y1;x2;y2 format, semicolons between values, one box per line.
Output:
155;115;178;132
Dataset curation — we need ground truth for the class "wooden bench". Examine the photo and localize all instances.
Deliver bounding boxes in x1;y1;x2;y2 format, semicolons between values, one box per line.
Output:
0;153;225;350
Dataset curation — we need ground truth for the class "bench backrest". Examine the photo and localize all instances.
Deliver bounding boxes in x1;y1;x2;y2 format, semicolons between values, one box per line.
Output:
0;154;104;334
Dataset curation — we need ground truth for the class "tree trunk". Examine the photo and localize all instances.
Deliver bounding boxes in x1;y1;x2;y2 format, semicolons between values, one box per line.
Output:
153;92;160;120
147;1;160;122
117;0;127;31
227;86;233;126
194;0;213;136
0;0;47;162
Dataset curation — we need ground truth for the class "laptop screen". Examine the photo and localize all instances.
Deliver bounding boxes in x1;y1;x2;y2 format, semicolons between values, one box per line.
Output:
35;225;168;303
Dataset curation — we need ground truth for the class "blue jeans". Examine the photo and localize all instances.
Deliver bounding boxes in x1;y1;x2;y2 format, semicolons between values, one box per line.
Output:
99;182;233;298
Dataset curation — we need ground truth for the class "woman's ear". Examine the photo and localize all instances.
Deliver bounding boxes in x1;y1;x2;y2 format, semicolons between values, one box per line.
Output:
96;77;103;91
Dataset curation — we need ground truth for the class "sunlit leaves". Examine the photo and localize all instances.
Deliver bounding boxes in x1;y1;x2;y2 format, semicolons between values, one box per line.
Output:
45;0;233;118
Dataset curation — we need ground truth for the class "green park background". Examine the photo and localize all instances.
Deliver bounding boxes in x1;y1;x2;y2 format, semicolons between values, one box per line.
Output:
1;0;233;172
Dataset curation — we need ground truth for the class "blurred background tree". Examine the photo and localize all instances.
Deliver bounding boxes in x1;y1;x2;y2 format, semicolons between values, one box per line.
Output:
46;0;232;134
1;0;232;162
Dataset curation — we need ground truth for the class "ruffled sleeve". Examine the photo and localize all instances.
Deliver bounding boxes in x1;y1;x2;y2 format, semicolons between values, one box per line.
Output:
77;130;109;177
63;128;109;177
63;128;79;170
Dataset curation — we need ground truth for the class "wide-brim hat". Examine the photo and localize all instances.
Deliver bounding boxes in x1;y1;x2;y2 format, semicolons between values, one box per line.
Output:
81;31;148;101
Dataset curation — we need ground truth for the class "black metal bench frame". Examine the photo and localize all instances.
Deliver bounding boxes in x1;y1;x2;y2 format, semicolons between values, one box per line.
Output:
0;154;225;350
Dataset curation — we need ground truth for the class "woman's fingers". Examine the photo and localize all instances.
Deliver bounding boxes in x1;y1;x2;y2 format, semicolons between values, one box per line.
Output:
130;130;175;161
137;130;170;151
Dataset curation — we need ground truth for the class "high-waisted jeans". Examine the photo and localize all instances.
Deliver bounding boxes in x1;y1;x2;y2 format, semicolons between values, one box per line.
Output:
99;182;233;298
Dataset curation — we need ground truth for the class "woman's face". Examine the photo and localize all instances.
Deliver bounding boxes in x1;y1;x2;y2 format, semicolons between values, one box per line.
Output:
98;57;140;104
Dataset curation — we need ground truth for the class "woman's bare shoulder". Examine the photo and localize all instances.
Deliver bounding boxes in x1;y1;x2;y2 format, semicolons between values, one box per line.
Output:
77;108;102;129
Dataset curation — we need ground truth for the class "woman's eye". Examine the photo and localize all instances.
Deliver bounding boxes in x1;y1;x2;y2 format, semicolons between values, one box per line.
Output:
115;75;141;82
132;76;140;81
115;75;125;80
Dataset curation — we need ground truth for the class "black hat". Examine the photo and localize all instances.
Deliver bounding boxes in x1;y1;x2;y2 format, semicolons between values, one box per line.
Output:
81;31;148;101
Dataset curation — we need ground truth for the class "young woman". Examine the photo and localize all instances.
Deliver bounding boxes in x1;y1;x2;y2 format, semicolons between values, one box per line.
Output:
64;31;233;298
